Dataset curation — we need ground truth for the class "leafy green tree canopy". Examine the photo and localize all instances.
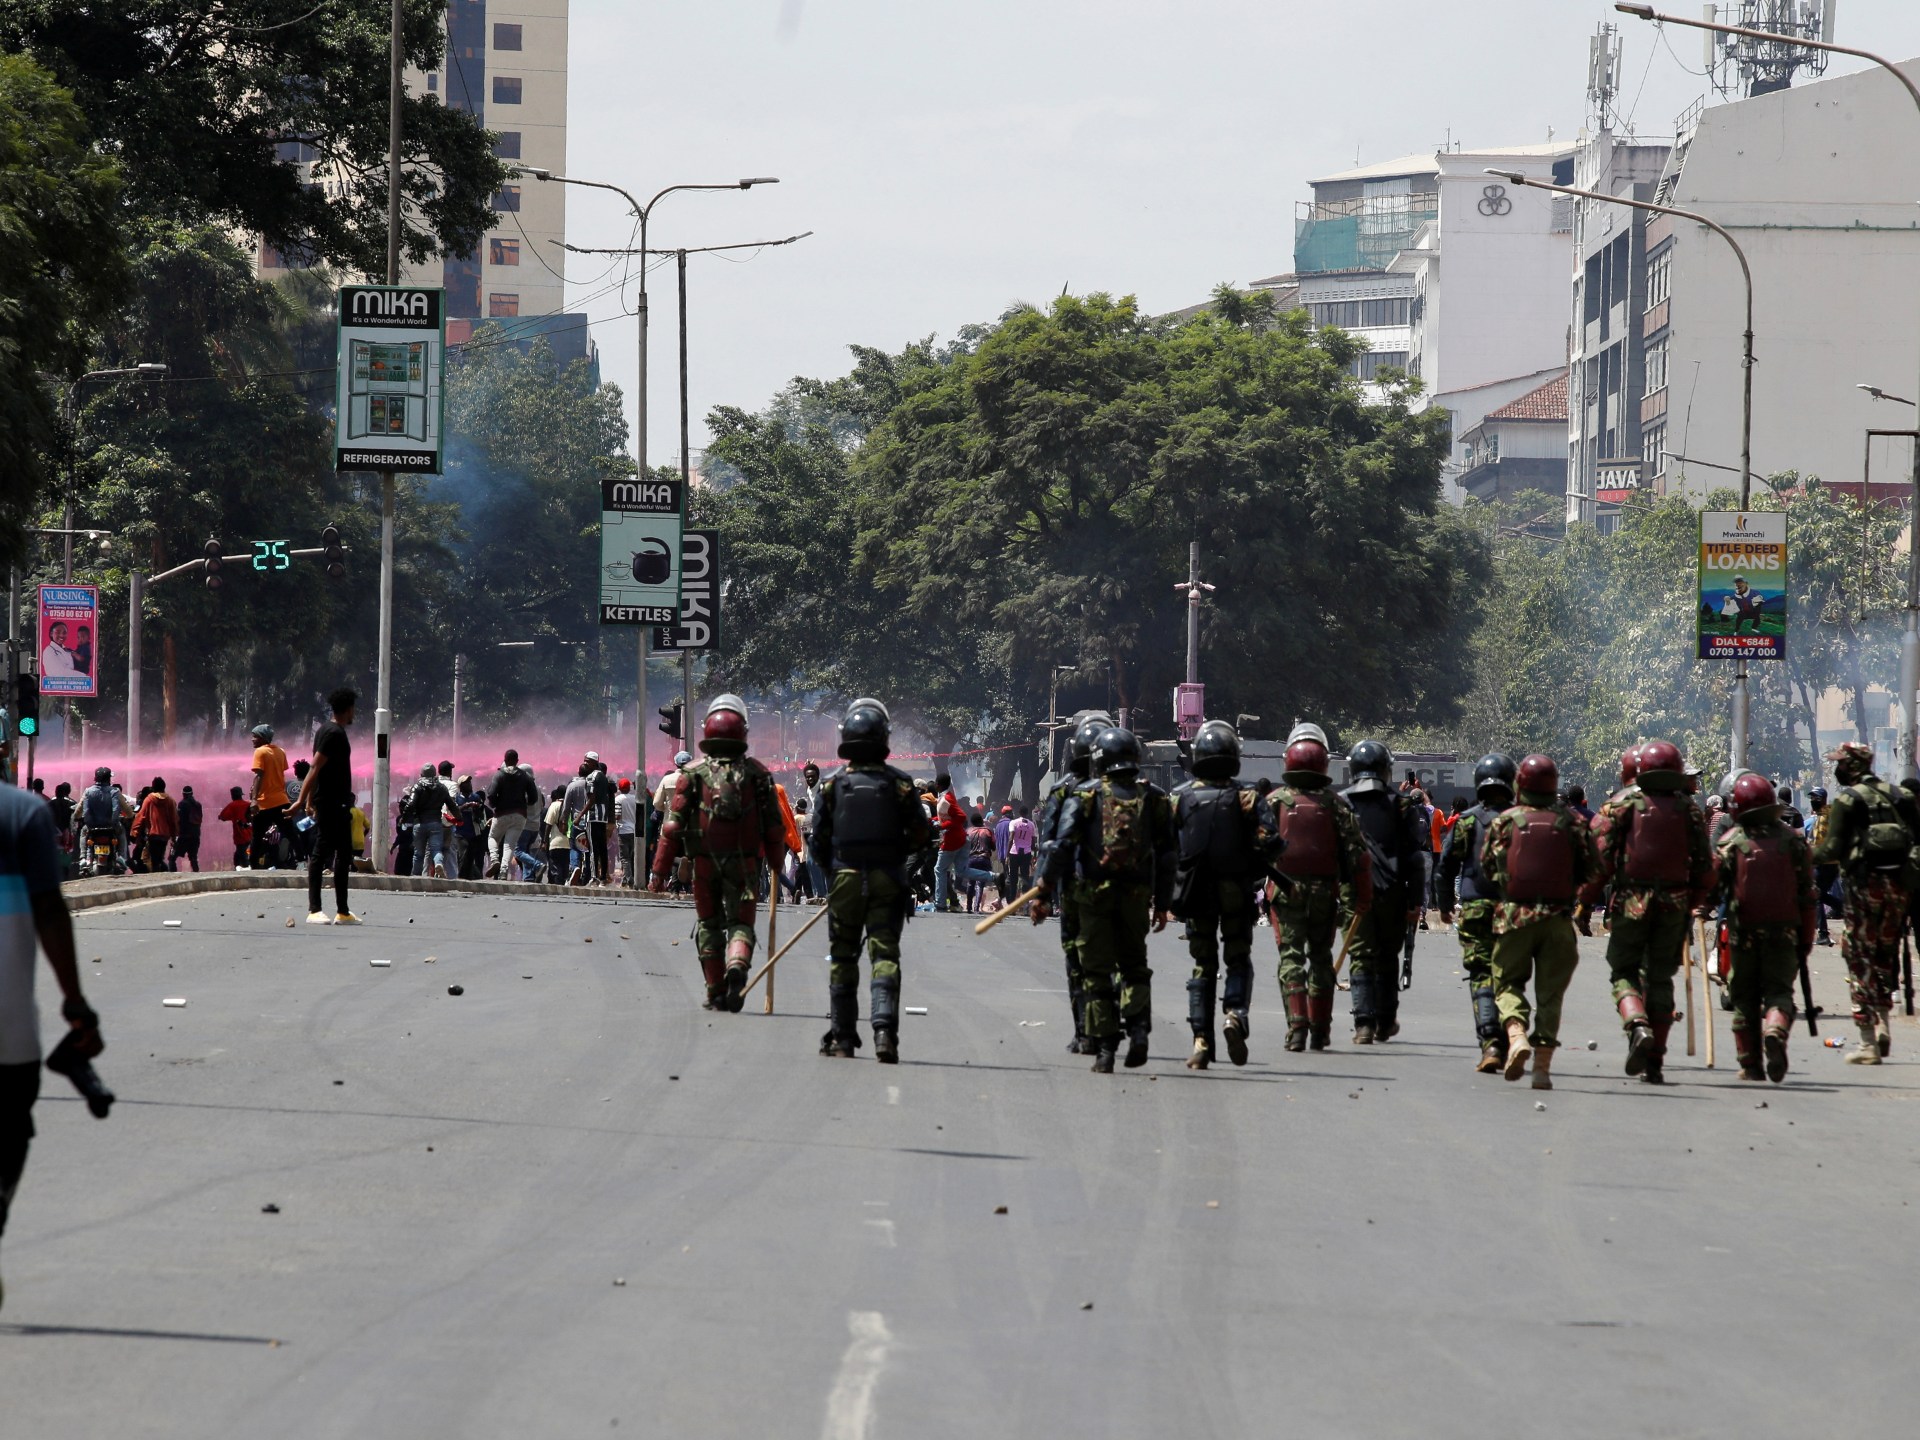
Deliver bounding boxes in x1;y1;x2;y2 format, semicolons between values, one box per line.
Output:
0;0;508;276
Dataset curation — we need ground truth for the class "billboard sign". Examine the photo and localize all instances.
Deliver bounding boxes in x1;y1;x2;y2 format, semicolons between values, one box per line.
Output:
37;584;99;697
600;477;683;625
1698;510;1786;661
335;286;446;472
652;529;719;652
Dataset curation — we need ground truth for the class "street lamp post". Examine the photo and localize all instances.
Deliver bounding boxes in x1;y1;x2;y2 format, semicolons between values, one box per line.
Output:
1616;5;1920;775
1489;166;1757;767
521;168;776;789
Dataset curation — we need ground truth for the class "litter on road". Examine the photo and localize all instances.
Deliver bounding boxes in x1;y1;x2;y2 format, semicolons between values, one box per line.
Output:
163;998;187;1007
163;920;183;928
370;959;391;968
905;1006;929;1015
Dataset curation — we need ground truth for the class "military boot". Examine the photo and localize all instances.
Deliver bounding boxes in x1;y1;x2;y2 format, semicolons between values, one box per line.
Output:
723;939;754;1012
1762;1006;1792;1084
1186;977;1215;1070
1472;986;1504;1072
1875;1011;1892;1058
1186;1035;1211;1070
1732;1024;1765;1082
1502;1020;1532;1082
1223;1009;1250;1067
1350;973;1375;1045
1642;1017;1671;1085
1307;994;1333;1052
1846;1015;1881;1065
1091;1042;1117;1074
1124;1018;1151;1069
1619;992;1655;1077
820;984;860;1058
1066;969;1089;1054
1530;1044;1554;1091
872;979;901;1065
1283;992;1310;1052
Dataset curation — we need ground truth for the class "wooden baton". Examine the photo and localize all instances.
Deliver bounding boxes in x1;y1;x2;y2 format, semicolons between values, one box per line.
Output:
1682;922;1698;1057
741;900;829;1000
974;886;1045;936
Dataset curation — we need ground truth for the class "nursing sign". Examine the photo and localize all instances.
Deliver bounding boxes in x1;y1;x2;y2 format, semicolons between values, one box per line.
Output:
1697;511;1786;661
335;286;446;472
37;585;99;698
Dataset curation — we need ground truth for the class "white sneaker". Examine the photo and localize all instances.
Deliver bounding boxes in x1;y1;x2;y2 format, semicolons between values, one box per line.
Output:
432;863;446;879
306;911;332;925
332;913;362;926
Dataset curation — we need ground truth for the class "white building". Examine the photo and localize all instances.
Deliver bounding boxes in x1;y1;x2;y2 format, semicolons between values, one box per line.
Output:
1649;58;1920;507
1293;143;1576;486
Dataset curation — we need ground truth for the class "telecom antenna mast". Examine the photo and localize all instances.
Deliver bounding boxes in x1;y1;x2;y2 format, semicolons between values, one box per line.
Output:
1704;1;1837;98
1589;23;1624;132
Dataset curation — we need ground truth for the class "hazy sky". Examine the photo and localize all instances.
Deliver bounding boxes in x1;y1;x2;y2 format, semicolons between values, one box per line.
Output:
563;0;1915;466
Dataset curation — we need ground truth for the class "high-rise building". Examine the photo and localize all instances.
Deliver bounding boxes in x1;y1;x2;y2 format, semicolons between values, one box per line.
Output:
258;1;588;368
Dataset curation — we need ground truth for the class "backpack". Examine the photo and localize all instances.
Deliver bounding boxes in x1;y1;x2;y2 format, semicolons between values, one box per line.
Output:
1503;806;1578;904
1274;790;1339;878
1850;779;1916;875
832;767;907;867
1731;829;1800;924
1087;778;1151;880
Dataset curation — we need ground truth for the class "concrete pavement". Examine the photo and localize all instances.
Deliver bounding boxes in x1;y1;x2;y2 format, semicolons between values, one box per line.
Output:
3;889;1917;1438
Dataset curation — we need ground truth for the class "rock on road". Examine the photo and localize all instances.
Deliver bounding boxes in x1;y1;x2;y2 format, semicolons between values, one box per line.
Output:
3;890;1917;1439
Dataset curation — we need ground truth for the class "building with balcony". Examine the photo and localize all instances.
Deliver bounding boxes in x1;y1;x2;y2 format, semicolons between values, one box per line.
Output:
1457;372;1569;506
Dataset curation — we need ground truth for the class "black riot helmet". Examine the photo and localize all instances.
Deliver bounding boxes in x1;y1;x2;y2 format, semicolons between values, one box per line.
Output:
1346;739;1393;795
1473;753;1517;801
1190;720;1242;780
1069;712;1113;779
837;697;891;762
1093;726;1142;776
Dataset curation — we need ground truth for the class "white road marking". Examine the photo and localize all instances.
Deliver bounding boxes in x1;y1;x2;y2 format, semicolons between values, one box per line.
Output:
886;1085;900;1106
863;1218;897;1247
822;1310;893;1440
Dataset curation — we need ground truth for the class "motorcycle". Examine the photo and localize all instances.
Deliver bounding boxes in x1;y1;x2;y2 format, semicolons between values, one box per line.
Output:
80;826;124;878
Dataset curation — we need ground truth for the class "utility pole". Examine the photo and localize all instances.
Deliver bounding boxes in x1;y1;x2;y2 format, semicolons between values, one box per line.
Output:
1173;542;1213;739
452;652;464;755
369;0;405;870
678;249;695;747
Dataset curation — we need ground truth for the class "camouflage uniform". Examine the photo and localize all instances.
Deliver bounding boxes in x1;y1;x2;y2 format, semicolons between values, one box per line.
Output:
1045;775;1177;1055
1711;816;1816;1078
811;761;934;1054
1171;779;1283;1062
1810;757;1917;1027
1266;783;1371;1049
1482;796;1600;1049
1438;800;1508;1062
1583;783;1713;1061
1342;784;1427;1041
651;752;787;1008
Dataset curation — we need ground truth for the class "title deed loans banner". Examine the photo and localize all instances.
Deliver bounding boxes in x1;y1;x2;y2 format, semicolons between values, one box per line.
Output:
335;286;446;473
1698;510;1787;661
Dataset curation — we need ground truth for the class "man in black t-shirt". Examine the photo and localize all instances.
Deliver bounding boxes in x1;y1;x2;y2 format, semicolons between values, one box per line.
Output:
294;688;359;925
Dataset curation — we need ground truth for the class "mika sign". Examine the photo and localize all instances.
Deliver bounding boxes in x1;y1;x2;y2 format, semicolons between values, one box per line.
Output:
652;530;719;653
600;477;683;626
1697;511;1786;661
334;285;446;472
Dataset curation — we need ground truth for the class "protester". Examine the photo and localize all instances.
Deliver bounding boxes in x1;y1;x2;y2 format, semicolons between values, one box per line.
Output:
962;809;997;912
453;775;487;879
484;750;537;879
1004;804;1035;899
294;688;359;924
0;780;103;1312
933;772;967;913
218;785;252;870
248;724;290;871
543;785;571;884
615;776;640;886
401;763;452;879
132;777;179;874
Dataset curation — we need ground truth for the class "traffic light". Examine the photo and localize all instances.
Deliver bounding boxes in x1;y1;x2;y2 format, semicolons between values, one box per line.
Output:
15;675;39;738
658;700;683;740
322;524;345;580
203;537;224;590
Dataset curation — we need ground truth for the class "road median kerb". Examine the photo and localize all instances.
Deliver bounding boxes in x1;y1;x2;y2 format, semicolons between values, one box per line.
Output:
62;871;698;913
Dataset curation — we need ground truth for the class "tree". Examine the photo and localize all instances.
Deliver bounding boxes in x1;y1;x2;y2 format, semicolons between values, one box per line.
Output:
0;53;127;560
0;0;507;277
436;328;636;726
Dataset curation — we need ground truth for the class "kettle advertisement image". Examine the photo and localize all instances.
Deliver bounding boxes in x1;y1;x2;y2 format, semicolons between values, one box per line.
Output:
630;539;673;585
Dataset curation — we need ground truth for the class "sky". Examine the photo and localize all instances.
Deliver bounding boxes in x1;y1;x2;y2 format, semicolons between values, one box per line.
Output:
562;0;1917;467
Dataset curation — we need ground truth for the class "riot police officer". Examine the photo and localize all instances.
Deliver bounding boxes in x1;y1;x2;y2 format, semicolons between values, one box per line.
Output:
1341;740;1426;1044
1036;727;1176;1074
1439;754;1517;1071
1267;728;1371;1052
649;695;789;1012
809;699;933;1061
1032;711;1113;1052
1171;721;1282;1069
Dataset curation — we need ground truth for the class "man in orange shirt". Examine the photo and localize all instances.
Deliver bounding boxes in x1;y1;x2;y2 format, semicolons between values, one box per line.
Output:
1429;798;1462;921
249;723;291;870
131;777;179;874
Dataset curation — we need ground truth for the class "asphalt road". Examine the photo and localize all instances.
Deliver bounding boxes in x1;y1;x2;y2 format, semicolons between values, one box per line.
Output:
4;888;1917;1439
